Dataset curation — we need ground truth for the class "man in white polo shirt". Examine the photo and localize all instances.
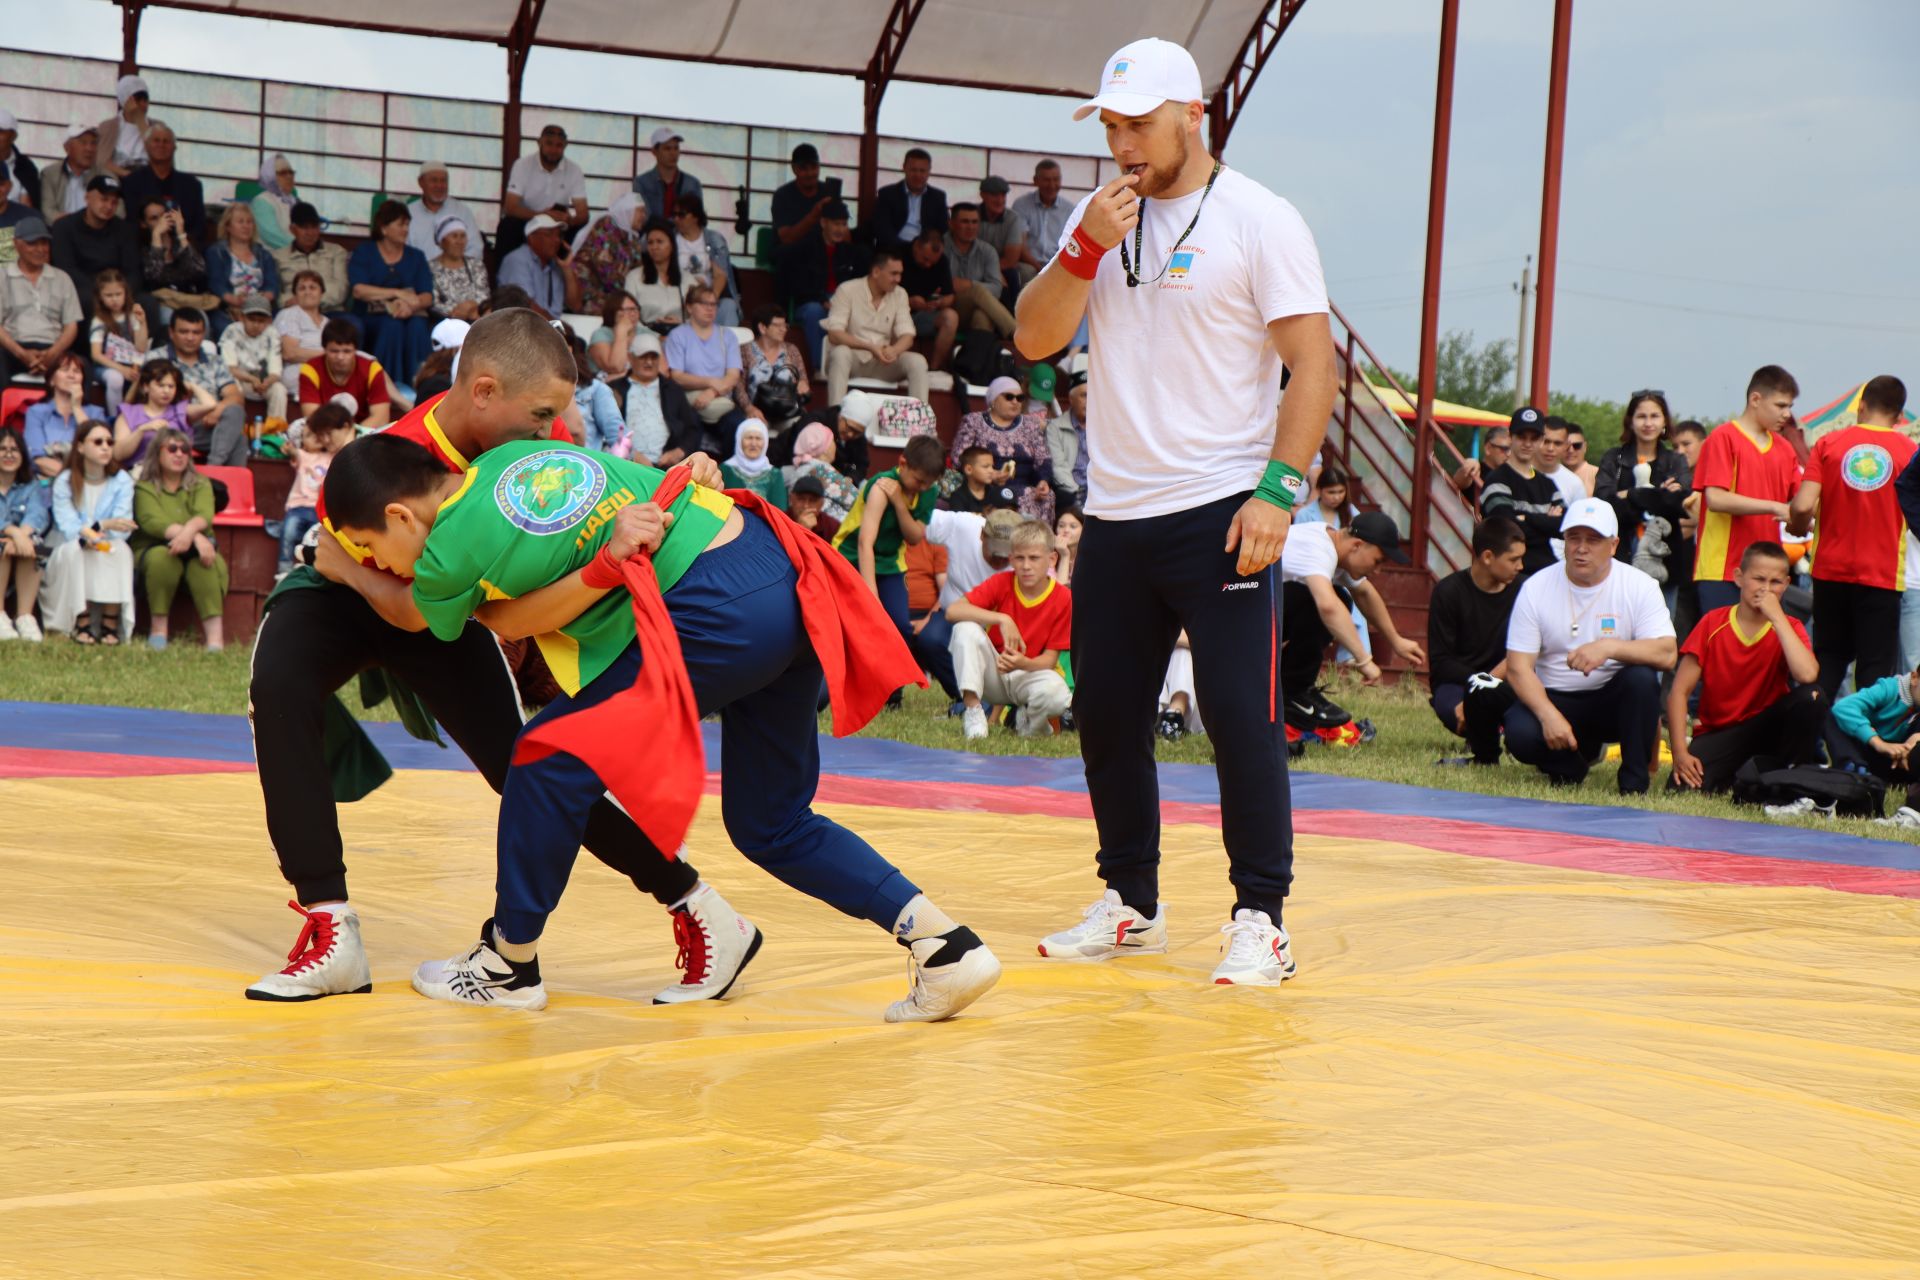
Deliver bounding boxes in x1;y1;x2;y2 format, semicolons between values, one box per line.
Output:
1503;496;1677;794
1014;37;1338;987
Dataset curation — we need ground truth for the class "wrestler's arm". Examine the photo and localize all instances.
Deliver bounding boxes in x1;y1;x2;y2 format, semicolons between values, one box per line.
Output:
471;500;672;640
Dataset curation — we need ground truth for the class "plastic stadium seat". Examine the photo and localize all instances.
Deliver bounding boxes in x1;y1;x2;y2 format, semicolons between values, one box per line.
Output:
560;314;600;345
235;179;262;202
1;386;46;428
200;465;266;529
753;226;776;271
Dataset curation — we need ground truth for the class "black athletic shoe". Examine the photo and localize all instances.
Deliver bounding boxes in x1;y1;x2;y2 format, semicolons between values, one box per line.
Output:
1284;686;1348;730
1157;709;1188;742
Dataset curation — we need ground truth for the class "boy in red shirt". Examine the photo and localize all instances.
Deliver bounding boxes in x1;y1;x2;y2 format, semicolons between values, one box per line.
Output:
945;519;1072;740
1693;365;1801;612
1787;374;1913;702
299;318;393;425
1667;541;1822;792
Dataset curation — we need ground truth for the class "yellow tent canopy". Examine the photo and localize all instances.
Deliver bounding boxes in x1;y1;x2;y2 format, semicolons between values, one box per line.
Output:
1365;382;1513;428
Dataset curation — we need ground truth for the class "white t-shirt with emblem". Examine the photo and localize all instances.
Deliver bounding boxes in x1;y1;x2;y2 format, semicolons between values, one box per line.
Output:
1506;560;1674;692
1059;167;1327;521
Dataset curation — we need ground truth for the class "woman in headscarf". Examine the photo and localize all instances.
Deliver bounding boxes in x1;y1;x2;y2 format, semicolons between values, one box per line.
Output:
99;75;153;177
427;213;489;321
782;420;858;522
719;418;786;509
250;153;299;250
949;375;1054;524
568;192;648;315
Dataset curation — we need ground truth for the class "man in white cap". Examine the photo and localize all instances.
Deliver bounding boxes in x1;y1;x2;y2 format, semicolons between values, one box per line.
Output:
0;109;37;209
499;123;586;257
40;123;105;217
1502;495;1676;794
100;75;152;176
407;160;483;261
634;125;704;223
496;213;581;318
1016;37;1337;987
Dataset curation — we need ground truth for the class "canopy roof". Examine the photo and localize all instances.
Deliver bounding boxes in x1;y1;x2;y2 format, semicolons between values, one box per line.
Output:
124;0;1287;103
1800;381;1914;443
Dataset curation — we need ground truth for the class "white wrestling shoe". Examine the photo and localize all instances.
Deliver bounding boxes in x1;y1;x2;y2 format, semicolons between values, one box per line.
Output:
411;921;548;1010
1209;909;1297;986
1035;889;1167;960
884;926;1001;1023
245;900;373;1001
962;705;989;740
653;882;764;1005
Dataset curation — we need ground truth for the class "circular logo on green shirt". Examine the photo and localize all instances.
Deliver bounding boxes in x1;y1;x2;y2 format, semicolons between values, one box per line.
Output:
495;449;607;535
1841;442;1894;492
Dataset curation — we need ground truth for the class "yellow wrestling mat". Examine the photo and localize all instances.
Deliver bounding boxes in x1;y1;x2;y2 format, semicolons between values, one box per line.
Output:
5;768;1920;1278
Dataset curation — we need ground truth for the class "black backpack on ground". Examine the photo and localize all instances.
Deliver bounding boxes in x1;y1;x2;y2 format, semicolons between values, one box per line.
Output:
950;330;1013;391
1731;756;1886;818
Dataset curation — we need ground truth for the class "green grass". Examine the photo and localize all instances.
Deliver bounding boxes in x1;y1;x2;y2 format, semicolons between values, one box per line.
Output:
5;636;1906;844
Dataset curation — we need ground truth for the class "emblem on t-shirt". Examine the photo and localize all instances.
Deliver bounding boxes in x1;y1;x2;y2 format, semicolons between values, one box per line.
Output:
496;448;608;536
1598;615;1618;637
1168;251;1195;279
1840;443;1894;492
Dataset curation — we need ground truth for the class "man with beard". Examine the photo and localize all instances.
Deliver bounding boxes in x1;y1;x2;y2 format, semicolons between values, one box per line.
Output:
1014;38;1338;988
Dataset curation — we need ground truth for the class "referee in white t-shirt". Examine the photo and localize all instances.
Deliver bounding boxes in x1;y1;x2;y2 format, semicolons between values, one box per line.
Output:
1015;38;1338;987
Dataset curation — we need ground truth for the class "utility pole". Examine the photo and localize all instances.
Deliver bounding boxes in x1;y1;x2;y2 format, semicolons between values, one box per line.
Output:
1513;255;1532;409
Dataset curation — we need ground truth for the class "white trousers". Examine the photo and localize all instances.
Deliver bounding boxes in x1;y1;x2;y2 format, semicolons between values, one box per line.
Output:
949;620;1071;720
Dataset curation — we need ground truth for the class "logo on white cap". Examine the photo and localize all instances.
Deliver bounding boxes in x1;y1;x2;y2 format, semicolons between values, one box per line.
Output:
1074;38;1205;121
1561;496;1618;539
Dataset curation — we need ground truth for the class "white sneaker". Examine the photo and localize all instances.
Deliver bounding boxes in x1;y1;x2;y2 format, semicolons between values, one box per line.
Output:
1013;706;1054;738
962;705;989;740
0;614;15;641
1210;908;1297;986
1764;796;1837;821
653;882;764;1004
1036;888;1167;960
1875;805;1920;830
245;900;373;1001
14;614;42;643
411;921;548;1010
884;926;1001;1023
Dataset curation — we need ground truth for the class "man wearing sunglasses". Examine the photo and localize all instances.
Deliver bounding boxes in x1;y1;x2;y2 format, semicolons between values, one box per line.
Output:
1014;38;1337;989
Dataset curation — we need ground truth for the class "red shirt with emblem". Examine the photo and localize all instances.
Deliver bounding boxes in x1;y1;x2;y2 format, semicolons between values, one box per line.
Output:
1691;421;1802;582
299;353;392;421
1681;605;1811;734
965;571;1073;655
1806;424;1916;590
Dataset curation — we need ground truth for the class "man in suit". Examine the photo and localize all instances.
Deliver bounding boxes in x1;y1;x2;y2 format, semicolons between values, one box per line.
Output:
867;148;948;249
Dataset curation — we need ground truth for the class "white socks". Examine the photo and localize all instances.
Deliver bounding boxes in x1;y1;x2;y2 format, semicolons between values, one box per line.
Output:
491;923;540;964
893;894;957;943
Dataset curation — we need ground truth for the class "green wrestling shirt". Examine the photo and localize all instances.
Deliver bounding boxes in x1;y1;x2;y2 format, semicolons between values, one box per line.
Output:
831;468;938;575
412;441;735;694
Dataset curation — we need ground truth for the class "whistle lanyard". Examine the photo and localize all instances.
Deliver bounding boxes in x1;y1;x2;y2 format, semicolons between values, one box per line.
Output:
1119;162;1221;289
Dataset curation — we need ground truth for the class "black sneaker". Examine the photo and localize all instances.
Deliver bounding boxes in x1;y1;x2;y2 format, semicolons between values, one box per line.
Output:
1284;686;1348;730
1157;709;1188;742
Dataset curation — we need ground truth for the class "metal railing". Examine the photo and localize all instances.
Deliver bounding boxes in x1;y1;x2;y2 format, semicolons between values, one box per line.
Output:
0;48;1115;252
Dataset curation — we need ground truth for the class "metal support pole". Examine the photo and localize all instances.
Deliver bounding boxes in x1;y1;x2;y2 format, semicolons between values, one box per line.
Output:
857;80;881;213
120;0;144;78
1412;0;1461;571
1529;0;1574;408
501;0;547;207
858;0;927;217
1513;256;1531;408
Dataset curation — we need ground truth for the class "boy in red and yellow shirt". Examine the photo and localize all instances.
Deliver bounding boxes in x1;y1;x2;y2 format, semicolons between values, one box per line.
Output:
945;519;1073;740
1693;364;1801;612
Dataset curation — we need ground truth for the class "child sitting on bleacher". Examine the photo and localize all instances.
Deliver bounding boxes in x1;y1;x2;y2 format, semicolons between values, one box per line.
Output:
278;403;355;575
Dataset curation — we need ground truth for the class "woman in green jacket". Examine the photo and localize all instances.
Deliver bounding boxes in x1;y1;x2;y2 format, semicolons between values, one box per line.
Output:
132;428;229;650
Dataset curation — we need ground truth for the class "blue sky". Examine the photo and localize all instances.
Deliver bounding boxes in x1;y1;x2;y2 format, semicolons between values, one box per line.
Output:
20;0;1920;420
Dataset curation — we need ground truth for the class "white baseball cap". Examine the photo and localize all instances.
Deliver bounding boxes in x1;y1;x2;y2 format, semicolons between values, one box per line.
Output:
628;330;662;358
649;126;684;147
431;317;470;351
64;121;97;142
1073;38;1205;121
0;109;17;133
1561;496;1619;540
524;213;564;235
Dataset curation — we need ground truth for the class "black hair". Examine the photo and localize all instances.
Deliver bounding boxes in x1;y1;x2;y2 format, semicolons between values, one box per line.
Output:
320;318;359;349
1861;375;1907;420
1316;467;1348;490
322;434;448;532
675;195;708;227
487;285;536;314
751;302;784;333
1618;392;1674;449
169;306;206;331
1746;365;1799;401
639;218;682;287
958;445;993;467
950;201;980;219
902;435;944;476
1672;419;1708;441
903;147;932;165
1472;515;1525;559
870;246;904;270
372;199;411;234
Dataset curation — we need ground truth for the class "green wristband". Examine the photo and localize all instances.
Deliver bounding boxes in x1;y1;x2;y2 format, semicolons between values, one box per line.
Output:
1253;460;1307;511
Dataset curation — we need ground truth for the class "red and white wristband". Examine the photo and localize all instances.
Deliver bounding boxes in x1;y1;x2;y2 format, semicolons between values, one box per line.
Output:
1055;224;1108;281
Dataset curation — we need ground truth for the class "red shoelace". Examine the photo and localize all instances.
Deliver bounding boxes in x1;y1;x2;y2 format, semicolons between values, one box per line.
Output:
279;900;338;975
672;909;710;983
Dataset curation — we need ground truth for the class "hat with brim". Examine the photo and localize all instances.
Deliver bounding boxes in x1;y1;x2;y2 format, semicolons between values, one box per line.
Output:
1350;510;1411;565
1072;38;1205;122
982;509;1023;557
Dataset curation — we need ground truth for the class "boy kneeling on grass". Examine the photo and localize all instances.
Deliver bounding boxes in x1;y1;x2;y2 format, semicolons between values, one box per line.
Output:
945;519;1072;740
321;391;1000;1023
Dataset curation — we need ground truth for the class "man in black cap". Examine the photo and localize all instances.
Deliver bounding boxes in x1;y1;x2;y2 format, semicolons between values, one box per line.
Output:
785;471;840;541
771;142;841;257
50;173;142;305
0;216;83;382
1479;406;1565;574
273;201;352;319
1276;509;1426;726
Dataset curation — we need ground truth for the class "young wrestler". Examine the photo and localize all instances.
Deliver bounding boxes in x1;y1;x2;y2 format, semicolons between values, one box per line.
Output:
323;411;1000;1023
